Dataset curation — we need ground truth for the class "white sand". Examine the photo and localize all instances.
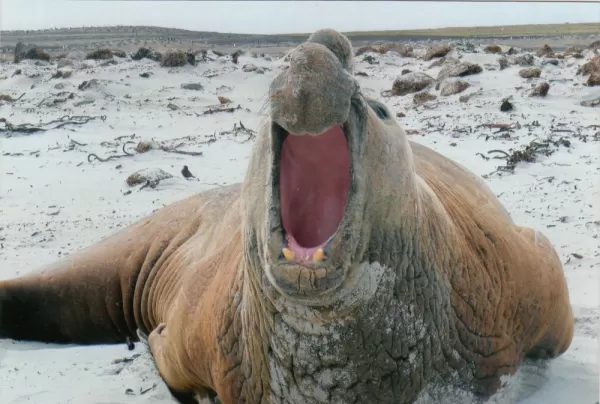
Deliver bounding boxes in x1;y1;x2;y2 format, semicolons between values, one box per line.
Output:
0;46;598;403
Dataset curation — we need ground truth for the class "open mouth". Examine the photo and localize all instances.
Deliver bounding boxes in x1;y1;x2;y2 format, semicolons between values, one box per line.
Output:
277;124;351;263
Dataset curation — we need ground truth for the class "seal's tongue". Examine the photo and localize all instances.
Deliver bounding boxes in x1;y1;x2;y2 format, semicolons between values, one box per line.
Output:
280;124;350;262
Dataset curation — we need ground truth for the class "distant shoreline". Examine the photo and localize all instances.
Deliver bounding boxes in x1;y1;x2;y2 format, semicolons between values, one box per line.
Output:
1;21;599;37
1;23;598;58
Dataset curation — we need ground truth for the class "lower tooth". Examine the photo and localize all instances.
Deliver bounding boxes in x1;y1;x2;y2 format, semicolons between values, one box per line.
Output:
282;248;295;260
313;249;325;262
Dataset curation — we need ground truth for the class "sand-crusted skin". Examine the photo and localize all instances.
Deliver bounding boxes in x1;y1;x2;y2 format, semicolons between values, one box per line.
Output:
0;29;574;403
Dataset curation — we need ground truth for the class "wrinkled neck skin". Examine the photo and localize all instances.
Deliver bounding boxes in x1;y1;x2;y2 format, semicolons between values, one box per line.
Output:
234;101;468;403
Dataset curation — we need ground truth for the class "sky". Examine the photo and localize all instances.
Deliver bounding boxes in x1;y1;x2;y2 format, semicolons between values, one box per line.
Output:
1;1;599;34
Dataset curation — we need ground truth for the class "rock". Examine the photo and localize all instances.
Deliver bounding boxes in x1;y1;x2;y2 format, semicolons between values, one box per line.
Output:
589;40;600;50
0;94;17;103
500;98;514;112
51;70;72;79
512;54;535;66
436;59;482;88
391;72;435;96
401;69;411;75
242;63;259;72
196;49;208;62
577;56;600;76
542;59;559;66
132;47;162;62
181;83;203;91
423;44;452;61
413;92;437;105
519;68;542;79
396;112;406;118
241;63;264;73
588;71;600;87
86;49;121;60
231;50;243;64
126;168;173;187
363;55;379;65
536;44;554;58
428;58;446;69
507;47;519;55
530;82;550;97
484;45;502;54
355;45;379;56
580;90;600;107
14;42;50;63
564;46;584;55
218;96;232;104
499;57;509;70
140;72;151;78
186;52;197;66
78;79;100;91
161;49;188;67
378;42;413;57
440;79;470;96
135;141;158;154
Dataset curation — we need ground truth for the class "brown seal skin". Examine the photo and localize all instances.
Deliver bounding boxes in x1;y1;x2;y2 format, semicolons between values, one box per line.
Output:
0;29;574;404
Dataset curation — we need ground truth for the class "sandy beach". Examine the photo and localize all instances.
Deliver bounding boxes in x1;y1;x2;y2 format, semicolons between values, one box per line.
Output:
0;32;599;403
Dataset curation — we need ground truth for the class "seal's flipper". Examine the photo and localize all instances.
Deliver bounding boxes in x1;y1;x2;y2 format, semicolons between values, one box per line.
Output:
0;194;206;344
168;388;200;404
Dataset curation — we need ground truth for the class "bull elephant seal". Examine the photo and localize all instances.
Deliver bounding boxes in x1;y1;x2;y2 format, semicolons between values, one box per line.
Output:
0;29;574;403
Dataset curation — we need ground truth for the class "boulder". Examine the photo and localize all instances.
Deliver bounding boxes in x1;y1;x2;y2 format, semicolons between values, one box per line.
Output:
530;82;550;97
391;72;435;96
413;91;437;105
161;49;188;67
379;42;413;57
436;59;482;89
423;44;452;61
536;44;554;58
440;79;470;96
519;68;542;79
14;42;50;63
132;47;163;62
484;45;502;54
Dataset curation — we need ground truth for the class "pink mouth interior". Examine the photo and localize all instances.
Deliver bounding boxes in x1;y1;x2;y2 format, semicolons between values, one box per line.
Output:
279;124;350;261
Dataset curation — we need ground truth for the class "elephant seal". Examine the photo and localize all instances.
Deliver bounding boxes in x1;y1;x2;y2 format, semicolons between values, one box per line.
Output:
0;29;574;403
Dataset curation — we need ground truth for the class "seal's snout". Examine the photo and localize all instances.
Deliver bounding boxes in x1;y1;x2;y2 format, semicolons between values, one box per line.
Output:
306;28;354;73
269;40;358;136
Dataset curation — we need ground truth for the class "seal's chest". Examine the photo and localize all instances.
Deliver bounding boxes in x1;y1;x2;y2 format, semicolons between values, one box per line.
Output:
267;300;432;404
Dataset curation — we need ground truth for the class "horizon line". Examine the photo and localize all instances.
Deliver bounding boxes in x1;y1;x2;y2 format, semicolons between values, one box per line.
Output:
1;21;599;36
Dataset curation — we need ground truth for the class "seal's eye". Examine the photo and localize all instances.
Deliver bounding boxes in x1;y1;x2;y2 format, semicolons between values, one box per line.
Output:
367;99;389;120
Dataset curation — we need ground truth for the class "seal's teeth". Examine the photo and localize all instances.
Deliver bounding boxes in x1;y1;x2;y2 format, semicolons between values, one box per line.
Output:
313;249;325;262
282;248;295;261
